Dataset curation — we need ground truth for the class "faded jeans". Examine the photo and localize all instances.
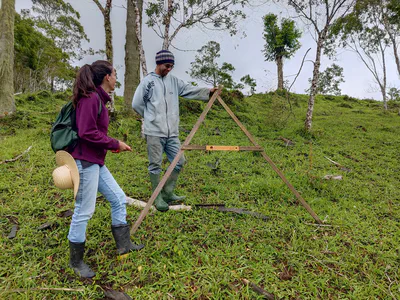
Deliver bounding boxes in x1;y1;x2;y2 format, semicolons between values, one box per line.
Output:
146;135;185;174
67;160;127;243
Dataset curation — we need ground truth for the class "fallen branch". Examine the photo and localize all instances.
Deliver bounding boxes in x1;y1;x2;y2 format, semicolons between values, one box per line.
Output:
324;156;341;167
0;146;32;165
126;197;191;211
241;279;275;299
323;175;342;180
5;287;85;293
216;207;269;220
304;222;338;227
324;156;351;172
278;136;295;147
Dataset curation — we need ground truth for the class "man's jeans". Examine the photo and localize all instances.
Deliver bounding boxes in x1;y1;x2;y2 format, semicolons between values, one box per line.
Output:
146;135;185;174
68;160;127;243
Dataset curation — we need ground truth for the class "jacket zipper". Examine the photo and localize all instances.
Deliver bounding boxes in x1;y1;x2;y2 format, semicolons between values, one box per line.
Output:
162;77;170;137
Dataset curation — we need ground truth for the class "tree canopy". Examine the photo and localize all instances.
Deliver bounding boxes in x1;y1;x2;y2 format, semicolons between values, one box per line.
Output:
188;41;240;88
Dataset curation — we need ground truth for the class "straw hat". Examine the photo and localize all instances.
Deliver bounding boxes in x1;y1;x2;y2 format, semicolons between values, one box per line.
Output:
52;151;80;199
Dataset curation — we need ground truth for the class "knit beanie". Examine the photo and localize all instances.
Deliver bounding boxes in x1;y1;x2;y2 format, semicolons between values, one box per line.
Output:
155;50;175;65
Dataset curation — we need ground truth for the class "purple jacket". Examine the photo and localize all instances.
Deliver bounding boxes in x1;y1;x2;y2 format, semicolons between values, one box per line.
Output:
70;86;119;165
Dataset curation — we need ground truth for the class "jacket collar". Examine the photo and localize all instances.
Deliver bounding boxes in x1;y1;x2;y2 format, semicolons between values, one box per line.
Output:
96;86;111;103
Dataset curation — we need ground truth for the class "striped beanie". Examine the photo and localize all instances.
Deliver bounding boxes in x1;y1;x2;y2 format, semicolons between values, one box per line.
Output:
155;50;175;65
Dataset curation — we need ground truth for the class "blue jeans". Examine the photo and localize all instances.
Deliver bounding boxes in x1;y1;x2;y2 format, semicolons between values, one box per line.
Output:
146;135;185;174
68;160;127;243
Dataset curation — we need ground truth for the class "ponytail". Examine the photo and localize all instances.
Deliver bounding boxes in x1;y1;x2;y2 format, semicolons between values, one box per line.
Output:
72;60;113;106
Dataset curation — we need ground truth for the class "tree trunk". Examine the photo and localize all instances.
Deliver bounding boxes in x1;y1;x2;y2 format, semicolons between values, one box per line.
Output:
162;0;173;50
0;0;16;117
104;1;113;64
393;41;400;78
305;34;325;132
133;0;147;76
123;0;141;111
382;9;400;78
276;55;284;90
380;41;388;110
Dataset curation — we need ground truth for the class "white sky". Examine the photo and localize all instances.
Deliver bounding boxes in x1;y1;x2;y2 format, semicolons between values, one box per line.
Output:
14;0;400;100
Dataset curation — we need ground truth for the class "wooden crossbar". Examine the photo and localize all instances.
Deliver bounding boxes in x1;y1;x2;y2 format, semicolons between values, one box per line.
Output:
181;145;263;151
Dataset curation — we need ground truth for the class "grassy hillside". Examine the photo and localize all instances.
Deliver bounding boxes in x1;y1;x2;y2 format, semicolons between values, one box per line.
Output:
1;90;399;299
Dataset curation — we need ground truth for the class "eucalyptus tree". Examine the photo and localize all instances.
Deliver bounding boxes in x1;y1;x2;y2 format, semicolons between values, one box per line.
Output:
383;0;400;77
262;13;301;90
31;0;88;60
306;64;344;96
14;14;72;92
124;0;144;110
0;0;16;117
30;0;88;91
240;74;257;95
330;0;392;109
93;0;113;63
287;0;356;131
388;87;400;101
188;41;238;88
146;0;248;50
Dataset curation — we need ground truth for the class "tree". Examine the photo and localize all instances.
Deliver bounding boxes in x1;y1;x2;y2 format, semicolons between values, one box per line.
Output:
306;64;344;96
240;74;257;95
145;0;247;50
0;0;16;117
124;0;140;110
14;13;73;92
388;87;400;101
29;0;89;91
188;41;238;88
92;0;113;63
31;0;89;60
330;0;391;109
124;0;145;110
287;0;356;131
262;13;301;90
382;0;400;78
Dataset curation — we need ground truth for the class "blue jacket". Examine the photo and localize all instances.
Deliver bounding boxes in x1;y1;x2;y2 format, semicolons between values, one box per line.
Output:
132;72;210;137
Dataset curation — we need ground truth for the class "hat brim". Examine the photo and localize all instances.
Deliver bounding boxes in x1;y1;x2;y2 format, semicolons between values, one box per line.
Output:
56;151;80;199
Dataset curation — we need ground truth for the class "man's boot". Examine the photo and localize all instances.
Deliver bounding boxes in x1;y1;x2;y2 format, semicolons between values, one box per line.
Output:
69;241;96;278
149;173;169;212
162;169;186;203
111;224;144;255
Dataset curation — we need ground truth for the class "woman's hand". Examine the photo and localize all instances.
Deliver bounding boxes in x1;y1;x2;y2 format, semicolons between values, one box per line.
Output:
117;140;132;152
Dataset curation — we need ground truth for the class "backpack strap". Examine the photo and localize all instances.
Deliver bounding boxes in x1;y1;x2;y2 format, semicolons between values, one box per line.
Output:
94;92;103;116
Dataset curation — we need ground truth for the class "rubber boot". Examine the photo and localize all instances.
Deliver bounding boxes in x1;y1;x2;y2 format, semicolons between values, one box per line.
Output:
162;169;186;203
149;173;169;212
69;241;96;278
111;224;144;255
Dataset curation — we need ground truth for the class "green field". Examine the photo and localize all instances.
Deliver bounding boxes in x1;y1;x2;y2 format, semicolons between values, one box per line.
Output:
1;90;399;299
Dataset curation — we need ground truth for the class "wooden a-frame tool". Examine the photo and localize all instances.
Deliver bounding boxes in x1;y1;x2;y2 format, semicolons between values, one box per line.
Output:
131;86;322;235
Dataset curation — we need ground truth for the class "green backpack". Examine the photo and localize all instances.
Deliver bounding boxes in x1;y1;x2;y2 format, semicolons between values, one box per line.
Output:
50;94;102;153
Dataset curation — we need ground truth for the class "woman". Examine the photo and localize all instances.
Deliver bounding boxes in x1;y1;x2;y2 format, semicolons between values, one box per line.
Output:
68;60;143;278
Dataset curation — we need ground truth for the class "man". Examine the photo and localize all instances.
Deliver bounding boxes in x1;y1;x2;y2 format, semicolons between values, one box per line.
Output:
132;50;216;212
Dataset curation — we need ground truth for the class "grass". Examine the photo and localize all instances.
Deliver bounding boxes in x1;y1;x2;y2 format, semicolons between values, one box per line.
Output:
0;90;399;299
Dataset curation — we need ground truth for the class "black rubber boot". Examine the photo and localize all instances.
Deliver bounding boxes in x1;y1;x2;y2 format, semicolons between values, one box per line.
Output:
149;173;169;212
111;224;144;255
162;169;186;203
69;241;96;278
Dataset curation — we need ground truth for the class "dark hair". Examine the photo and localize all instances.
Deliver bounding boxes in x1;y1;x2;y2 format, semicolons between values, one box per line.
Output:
72;60;113;106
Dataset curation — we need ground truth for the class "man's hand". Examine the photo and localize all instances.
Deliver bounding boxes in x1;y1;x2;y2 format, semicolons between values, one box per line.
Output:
210;87;218;94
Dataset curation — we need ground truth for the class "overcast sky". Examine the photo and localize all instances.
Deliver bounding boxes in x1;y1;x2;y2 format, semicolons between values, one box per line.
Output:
14;0;400;100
